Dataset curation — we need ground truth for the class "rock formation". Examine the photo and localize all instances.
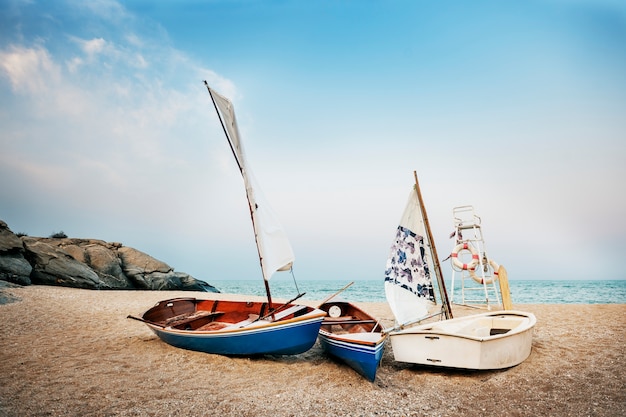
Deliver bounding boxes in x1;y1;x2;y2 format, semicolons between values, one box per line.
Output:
0;220;218;292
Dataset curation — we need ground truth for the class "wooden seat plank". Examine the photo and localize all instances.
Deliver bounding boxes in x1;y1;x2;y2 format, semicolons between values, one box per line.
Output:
165;311;224;327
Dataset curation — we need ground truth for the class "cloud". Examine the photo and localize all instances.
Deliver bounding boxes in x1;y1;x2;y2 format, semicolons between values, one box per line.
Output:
0;45;60;93
72;0;129;23
66;56;83;73
79;37;106;56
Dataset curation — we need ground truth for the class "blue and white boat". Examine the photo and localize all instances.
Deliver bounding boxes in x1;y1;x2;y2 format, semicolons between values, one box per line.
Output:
138;297;325;356
130;83;325;356
318;301;387;381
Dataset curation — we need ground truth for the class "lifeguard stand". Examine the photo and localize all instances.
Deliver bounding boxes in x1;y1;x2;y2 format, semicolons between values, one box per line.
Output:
449;205;501;310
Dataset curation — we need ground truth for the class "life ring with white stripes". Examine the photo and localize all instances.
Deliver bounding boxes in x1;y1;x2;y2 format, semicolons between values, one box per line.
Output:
450;243;479;270
469;259;500;284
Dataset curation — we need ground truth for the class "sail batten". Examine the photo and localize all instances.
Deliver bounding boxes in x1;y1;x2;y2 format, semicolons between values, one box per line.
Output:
206;85;294;282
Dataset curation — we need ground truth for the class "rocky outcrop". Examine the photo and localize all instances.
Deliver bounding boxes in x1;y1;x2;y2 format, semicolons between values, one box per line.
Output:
0;222;32;286
0;220;218;292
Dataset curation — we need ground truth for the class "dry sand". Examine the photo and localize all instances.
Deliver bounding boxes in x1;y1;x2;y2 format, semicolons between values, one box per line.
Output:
0;284;624;417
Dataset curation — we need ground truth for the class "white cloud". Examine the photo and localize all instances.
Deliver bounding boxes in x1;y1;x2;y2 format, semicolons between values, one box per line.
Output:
0;153;71;192
0;45;60;93
66;56;83;73
125;33;144;48
134;53;148;68
72;0;128;22
80;37;106;57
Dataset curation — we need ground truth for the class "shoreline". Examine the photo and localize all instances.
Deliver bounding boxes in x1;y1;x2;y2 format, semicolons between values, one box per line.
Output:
0;285;624;416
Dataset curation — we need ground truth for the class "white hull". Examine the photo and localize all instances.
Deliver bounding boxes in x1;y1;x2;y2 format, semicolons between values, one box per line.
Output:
389;310;536;369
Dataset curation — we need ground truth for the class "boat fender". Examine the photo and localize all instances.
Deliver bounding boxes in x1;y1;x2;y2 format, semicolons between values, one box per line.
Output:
469;259;500;284
450;243;479;270
328;305;342;318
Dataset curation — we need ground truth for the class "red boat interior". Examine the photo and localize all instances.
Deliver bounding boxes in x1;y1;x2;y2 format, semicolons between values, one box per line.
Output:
142;298;316;331
320;302;383;335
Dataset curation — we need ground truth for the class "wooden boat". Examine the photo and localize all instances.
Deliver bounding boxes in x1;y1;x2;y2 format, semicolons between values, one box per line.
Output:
135;297;325;356
130;83;325;356
318;301;387;381
383;172;535;370
389;310;536;369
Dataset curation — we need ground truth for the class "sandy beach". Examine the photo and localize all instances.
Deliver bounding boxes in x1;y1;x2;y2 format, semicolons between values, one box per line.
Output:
0;284;624;417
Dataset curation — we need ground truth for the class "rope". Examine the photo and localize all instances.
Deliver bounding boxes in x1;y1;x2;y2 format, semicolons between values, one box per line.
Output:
290;267;301;295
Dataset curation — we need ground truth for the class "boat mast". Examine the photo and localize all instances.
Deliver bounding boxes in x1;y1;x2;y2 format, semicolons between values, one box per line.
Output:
413;171;453;319
204;81;274;310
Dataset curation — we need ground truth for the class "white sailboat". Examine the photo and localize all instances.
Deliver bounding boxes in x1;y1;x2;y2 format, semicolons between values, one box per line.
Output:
384;172;536;369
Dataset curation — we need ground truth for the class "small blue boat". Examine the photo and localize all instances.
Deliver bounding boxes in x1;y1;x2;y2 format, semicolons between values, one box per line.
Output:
318;301;387;381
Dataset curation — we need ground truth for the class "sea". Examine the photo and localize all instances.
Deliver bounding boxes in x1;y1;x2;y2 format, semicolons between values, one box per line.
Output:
210;279;626;305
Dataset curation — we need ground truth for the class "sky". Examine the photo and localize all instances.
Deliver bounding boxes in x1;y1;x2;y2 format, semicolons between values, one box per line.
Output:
1;0;625;286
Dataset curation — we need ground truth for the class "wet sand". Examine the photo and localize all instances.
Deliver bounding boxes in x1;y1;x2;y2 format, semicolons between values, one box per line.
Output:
0;285;624;416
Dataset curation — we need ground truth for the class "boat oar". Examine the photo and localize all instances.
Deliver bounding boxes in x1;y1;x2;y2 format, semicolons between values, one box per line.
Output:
381;309;445;335
257;292;307;321
316;281;354;308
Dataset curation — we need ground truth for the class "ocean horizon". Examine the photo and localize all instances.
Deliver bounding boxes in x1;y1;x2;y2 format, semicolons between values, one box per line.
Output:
210;279;626;305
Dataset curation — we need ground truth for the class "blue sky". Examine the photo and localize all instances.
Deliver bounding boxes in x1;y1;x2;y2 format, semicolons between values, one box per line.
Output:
1;0;625;285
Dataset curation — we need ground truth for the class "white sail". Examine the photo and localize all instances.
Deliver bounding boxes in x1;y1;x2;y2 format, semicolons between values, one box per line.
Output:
209;87;294;281
384;187;436;325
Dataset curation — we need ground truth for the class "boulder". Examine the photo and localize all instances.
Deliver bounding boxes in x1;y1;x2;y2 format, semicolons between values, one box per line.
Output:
0;253;32;286
23;238;104;289
0;220;32;285
0;280;21;305
59;240;134;289
0;221;23;251
117;247;217;291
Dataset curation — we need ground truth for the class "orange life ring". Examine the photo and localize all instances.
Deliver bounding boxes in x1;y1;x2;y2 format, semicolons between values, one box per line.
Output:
469;259;500;284
450;243;479;270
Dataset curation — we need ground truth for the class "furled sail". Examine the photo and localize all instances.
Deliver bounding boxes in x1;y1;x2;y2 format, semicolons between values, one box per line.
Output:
208;86;294;281
384;187;436;325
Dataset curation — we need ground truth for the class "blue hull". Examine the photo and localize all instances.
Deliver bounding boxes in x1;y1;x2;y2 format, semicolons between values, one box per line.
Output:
150;317;324;356
318;333;386;381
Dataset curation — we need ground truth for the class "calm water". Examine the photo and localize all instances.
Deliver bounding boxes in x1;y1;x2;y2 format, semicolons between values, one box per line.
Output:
210;279;626;304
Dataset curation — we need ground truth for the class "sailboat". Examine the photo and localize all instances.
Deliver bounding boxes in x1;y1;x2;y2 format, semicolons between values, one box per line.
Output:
384;172;536;369
128;82;326;356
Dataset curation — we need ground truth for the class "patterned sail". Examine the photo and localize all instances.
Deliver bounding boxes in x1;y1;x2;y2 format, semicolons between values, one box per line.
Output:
208;87;294;281
384;187;436;325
